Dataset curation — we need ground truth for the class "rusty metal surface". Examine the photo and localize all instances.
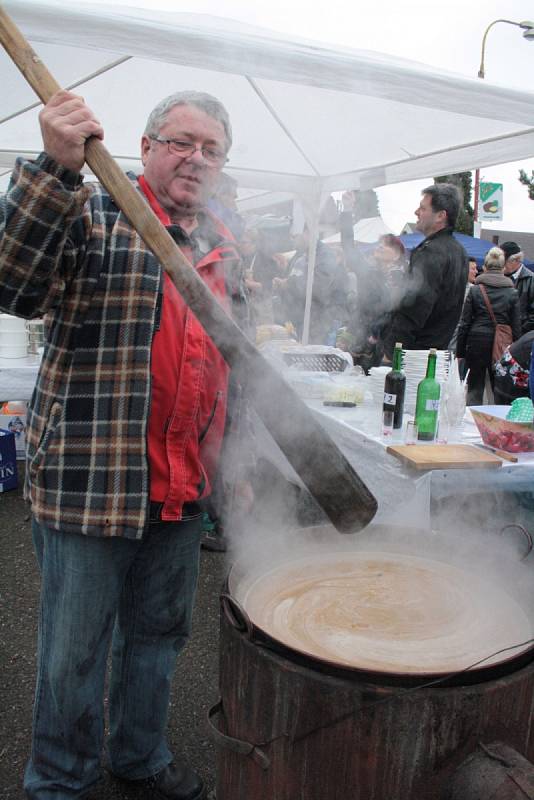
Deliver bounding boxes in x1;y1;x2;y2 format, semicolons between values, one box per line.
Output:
448;742;534;800
216;614;534;800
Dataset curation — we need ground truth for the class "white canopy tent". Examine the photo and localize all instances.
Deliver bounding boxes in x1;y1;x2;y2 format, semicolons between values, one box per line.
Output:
2;0;534;340
324;217;394;245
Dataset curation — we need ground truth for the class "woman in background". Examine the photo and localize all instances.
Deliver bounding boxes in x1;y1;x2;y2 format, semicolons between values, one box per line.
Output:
456;246;521;405
337;229;407;371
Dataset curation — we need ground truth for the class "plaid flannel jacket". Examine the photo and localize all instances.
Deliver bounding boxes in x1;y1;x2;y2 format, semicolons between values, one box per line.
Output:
0;154;241;539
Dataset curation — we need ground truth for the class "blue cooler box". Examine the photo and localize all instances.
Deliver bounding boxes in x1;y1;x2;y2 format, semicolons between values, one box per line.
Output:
0;428;18;491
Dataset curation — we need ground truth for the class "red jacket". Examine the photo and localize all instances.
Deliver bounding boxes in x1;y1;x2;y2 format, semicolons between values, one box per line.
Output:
141;177;238;519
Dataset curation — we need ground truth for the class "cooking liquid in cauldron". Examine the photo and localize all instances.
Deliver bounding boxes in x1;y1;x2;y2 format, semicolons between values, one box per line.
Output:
242;552;533;675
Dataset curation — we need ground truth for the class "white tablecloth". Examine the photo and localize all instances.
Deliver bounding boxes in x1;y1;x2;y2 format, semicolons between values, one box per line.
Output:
1;357;532;530
253;394;534;533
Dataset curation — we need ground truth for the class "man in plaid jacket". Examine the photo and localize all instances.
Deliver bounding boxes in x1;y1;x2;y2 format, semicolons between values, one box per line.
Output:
0;89;244;800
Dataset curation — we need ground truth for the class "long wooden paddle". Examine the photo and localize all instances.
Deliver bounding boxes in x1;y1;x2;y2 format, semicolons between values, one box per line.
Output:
0;7;377;533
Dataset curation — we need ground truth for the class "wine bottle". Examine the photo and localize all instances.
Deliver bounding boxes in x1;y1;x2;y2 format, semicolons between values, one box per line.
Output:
383;342;406;429
415;348;440;441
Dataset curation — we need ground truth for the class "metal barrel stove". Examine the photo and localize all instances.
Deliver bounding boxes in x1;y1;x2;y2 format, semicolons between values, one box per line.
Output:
210;611;534;800
208;523;534;800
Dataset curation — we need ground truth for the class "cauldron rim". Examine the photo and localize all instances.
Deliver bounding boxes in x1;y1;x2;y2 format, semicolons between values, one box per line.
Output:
225;530;534;686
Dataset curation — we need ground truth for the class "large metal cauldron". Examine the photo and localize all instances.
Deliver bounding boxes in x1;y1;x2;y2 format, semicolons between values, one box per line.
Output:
209;524;534;800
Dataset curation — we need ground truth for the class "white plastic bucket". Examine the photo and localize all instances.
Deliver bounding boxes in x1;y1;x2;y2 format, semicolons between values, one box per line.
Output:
0;345;28;359
0;330;29;358
0;314;26;333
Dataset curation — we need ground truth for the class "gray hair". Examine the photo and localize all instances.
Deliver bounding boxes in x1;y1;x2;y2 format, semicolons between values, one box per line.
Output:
484;246;505;272
422;183;462;228
144;91;232;151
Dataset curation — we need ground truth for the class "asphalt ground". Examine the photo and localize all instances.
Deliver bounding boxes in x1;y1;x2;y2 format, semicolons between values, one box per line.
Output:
0;465;227;800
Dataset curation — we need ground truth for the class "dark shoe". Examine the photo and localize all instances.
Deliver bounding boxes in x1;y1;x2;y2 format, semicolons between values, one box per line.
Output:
118;761;206;800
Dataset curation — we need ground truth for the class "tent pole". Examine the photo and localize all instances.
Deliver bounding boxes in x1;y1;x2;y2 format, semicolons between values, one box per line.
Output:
300;190;322;345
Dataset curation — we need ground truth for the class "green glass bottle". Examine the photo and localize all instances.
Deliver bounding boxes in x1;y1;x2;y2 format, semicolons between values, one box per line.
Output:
383;342;406;429
415;349;440;441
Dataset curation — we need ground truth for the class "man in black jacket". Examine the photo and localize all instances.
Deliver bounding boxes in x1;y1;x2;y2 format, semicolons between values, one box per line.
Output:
501;241;534;334
385;183;468;357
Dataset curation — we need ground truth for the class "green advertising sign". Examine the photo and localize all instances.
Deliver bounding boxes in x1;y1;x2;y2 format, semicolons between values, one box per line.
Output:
479;182;503;221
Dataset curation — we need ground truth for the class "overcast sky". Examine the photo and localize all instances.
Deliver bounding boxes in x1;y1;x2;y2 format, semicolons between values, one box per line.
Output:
19;0;534;235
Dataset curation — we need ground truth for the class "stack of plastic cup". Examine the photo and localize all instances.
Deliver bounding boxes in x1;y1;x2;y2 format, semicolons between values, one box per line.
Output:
26;319;45;355
0;314;28;359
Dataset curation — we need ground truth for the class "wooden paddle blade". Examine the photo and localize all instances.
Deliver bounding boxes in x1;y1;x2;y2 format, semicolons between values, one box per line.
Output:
0;7;378;533
246;366;378;532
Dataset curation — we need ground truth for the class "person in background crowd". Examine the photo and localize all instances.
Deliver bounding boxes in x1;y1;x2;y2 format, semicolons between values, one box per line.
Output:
241;218;289;325
339;190;407;290
384;183;468;358
329;243;357;296
448;256;479;356
237;223;257;270
236;223;265;302
273;226;346;343
467;256;479;283
206;177;251;336
0;88;247;800
494;330;534;405
501;241;534;334
337;195;407;370
207;171;245;239
456;247;521;406
372;234;407;293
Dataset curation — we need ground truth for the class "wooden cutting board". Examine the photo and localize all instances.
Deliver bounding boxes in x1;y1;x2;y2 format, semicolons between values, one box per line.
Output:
386;444;503;470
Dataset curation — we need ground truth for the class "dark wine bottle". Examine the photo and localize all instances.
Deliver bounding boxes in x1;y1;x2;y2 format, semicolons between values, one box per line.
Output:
383;342;406;429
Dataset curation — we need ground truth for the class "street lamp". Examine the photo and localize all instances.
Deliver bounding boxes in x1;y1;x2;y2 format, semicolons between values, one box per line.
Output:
478;19;534;78
474;19;534;232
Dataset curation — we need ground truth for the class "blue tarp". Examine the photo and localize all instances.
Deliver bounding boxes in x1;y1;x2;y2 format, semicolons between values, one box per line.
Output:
400;232;534;270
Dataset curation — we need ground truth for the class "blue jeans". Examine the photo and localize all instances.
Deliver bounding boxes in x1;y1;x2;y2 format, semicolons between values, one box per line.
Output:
24;515;202;799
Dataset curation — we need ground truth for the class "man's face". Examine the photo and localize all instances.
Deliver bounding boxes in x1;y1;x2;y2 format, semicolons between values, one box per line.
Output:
415;194;447;237
141;104;227;218
504;252;523;275
468;260;478;283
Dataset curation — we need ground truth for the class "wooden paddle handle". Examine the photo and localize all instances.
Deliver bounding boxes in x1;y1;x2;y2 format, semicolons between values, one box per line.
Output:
0;8;378;533
0;5;200;281
0;6;59;101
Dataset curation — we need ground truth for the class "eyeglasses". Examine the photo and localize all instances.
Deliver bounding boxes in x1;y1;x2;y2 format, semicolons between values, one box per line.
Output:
150;136;228;167
508;255;522;263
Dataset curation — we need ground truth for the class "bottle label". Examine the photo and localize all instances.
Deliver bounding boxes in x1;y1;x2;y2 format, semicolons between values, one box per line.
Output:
425;399;440;412
384;392;396;405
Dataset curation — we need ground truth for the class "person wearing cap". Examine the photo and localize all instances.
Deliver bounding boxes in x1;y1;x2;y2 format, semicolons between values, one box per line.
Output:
501;241;534;334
